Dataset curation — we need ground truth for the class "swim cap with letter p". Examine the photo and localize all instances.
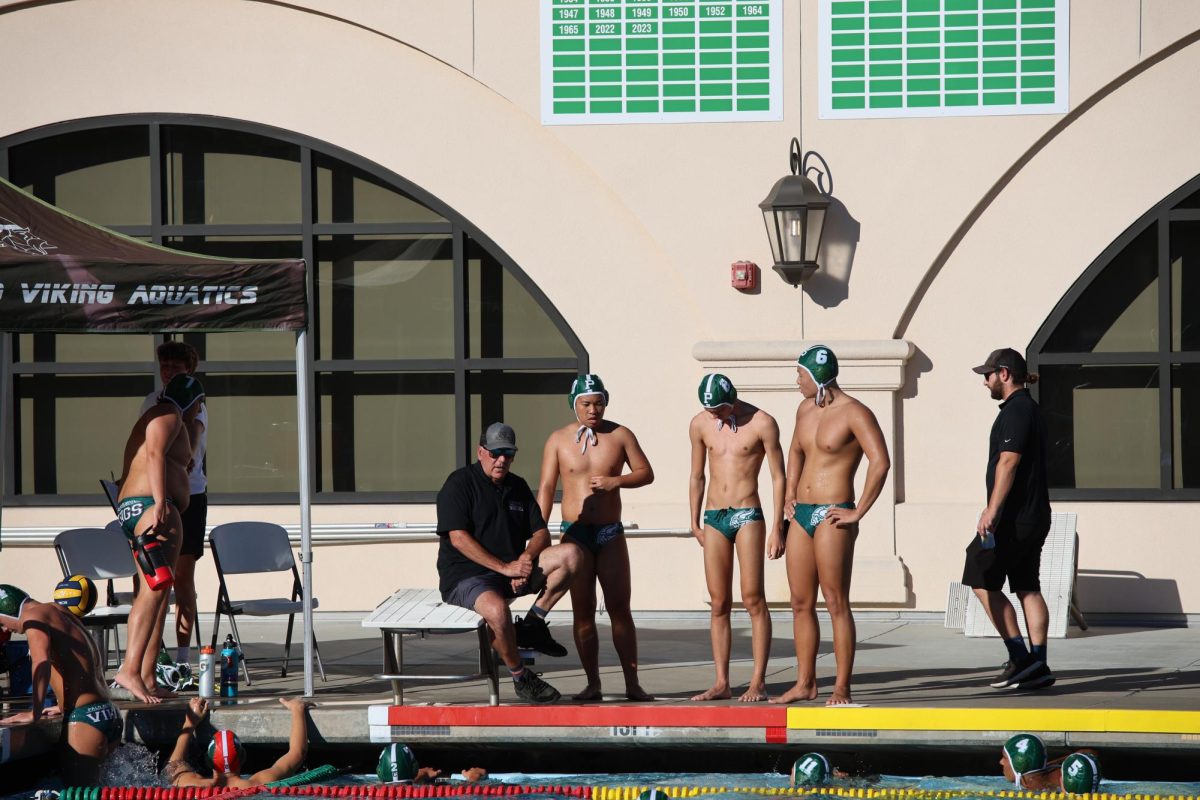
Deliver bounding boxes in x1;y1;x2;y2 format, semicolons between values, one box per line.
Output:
569;374;609;411
791;752;832;786
0;585;31;621
1003;733;1047;786
1061;753;1101;794
698;374;737;408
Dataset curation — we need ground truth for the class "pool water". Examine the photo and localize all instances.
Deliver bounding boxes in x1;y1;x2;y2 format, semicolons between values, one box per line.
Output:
7;765;1200;800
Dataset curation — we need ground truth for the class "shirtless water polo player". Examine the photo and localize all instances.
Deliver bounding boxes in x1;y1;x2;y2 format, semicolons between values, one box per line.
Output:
0;585;122;786
537;374;655;701
773;346;890;706
114;373;204;703
688;373;785;702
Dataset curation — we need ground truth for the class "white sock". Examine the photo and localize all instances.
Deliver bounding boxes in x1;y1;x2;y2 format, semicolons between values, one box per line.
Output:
176;646;190;664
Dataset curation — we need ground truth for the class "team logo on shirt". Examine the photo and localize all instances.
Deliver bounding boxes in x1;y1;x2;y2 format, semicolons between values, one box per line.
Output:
508;502;525;513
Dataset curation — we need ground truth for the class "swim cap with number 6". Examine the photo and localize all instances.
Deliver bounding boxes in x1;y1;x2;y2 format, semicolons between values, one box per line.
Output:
797;345;838;387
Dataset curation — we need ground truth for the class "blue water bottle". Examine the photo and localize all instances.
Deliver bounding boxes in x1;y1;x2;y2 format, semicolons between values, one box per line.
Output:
220;634;240;698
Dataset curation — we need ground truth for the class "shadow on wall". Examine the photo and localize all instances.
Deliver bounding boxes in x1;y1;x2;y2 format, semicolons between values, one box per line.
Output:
804;195;860;308
1075;569;1183;616
893;345;934;504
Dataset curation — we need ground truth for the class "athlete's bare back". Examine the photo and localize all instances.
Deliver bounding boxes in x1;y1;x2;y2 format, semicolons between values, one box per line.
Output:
118;402;193;512
24;601;110;711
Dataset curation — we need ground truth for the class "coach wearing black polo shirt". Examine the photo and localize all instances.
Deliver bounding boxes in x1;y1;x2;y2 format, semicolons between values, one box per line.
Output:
963;348;1054;692
436;422;581;704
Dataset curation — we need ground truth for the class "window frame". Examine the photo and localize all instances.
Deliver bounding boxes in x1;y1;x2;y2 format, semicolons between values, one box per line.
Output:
1030;173;1200;501
0;114;587;505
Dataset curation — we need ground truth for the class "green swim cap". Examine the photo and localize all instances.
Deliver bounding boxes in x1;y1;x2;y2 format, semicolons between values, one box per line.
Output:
377;743;419;783
161;374;205;412
797;345;838;387
638;790;672;800
791;752;832;786
698;373;737;408
1003;733;1047;784
1061;753;1101;794
0;585;31;620
569;374;609;411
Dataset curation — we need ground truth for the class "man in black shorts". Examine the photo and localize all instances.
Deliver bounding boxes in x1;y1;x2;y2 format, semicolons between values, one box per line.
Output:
436;423;581;704
963;348;1054;690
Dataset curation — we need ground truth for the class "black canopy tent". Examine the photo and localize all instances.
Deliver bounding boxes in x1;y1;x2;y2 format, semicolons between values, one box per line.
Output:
0;176;320;695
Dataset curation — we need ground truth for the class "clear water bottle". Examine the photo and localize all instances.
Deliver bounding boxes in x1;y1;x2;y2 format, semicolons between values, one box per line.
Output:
220;634;240;698
198;645;215;698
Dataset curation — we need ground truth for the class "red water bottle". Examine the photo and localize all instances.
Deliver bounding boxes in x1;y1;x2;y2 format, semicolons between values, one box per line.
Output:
133;532;174;590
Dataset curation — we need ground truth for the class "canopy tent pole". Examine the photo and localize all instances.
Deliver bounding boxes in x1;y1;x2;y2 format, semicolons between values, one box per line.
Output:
0;333;9;546
296;329;315;697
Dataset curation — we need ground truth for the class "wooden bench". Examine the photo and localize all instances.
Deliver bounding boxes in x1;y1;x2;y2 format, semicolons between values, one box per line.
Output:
361;588;501;706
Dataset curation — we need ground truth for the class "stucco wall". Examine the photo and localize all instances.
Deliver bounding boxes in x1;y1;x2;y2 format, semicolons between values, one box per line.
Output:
2;0;1200;613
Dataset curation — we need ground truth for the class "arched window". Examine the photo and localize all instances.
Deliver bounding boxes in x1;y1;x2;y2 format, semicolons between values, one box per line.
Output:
1030;175;1200;499
0;117;587;503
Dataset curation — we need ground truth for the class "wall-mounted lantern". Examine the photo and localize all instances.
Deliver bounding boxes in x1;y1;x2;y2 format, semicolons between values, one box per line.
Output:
758;138;831;286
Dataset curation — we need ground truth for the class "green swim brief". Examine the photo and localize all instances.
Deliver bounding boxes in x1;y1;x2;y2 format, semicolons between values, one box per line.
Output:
68;700;123;744
560;520;624;555
703;507;765;542
792;502;855;537
116;496;174;540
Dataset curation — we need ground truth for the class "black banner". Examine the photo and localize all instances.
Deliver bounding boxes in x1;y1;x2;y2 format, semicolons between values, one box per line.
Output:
0;259;307;332
1;177;307;332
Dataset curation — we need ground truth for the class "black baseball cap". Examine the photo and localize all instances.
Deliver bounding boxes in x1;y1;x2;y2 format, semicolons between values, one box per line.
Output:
972;348;1028;380
479;422;518;452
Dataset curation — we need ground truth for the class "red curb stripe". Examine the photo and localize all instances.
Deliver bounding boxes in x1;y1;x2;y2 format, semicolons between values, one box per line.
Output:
385;705;787;727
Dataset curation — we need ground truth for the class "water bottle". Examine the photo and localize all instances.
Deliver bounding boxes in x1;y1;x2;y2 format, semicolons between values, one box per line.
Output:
198;645;216;698
980;529;996;550
220;634;240;698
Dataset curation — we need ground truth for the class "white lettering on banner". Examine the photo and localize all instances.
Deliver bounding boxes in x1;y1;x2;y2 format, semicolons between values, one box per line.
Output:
129;285;259;305
609;726;660;737
18;283;117;304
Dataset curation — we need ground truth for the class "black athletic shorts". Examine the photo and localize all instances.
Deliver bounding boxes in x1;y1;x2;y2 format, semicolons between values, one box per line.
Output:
179;492;208;559
961;520;1050;593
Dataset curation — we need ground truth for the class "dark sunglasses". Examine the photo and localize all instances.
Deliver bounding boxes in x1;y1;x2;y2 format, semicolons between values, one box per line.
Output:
487;448;516;459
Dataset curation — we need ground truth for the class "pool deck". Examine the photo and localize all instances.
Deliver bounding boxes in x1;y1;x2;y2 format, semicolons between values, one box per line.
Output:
4;611;1200;767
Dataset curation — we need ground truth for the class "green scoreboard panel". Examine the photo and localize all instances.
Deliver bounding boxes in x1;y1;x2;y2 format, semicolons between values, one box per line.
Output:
542;0;783;124
819;0;1069;118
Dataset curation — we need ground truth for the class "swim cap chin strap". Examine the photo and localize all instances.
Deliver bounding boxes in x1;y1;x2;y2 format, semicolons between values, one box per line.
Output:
717;413;737;432
574;424;598;455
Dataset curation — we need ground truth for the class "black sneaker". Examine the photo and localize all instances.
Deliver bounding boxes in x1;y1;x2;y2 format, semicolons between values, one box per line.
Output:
514;614;569;658
989;657;1043;689
1015;662;1056;690
513;670;561;704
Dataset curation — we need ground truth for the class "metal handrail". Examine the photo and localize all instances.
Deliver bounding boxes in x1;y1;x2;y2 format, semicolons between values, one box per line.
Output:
0;523;691;547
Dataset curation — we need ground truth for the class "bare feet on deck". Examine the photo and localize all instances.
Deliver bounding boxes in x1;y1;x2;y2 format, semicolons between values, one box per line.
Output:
826;686;854;706
573;684;604;702
738;682;768;703
690;683;732;702
113;671;162;704
625;684;654;701
770;680;817;704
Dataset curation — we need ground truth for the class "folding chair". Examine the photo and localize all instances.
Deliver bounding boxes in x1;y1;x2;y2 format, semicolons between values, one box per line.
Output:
208;522;325;684
53;522;136;668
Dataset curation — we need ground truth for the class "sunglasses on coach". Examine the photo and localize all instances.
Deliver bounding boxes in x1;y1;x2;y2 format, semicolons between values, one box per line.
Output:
486;448;516;459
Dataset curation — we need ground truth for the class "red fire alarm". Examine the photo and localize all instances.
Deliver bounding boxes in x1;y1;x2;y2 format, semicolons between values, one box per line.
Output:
731;260;758;290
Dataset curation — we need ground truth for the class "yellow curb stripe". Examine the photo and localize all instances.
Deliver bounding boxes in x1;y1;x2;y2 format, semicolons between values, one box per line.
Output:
785;707;1200;734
